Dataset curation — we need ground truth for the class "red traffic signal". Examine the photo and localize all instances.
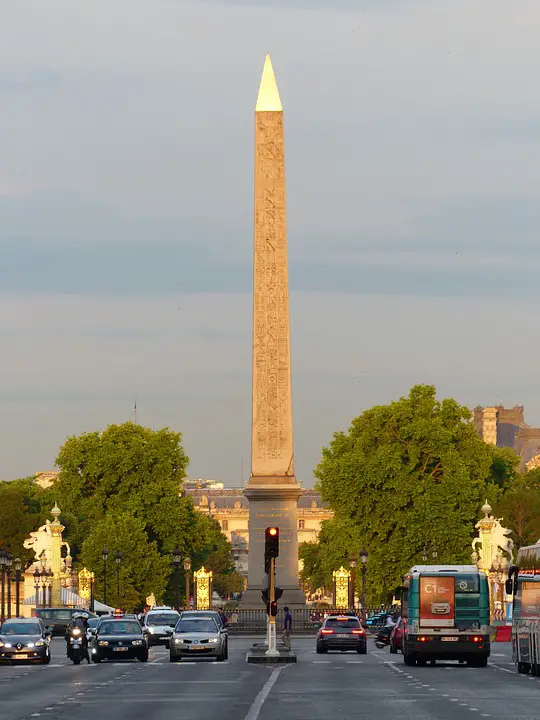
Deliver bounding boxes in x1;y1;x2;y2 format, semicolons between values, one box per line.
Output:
265;527;279;558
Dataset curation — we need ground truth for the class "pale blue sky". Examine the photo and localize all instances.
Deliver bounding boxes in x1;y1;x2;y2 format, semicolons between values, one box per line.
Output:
1;0;540;485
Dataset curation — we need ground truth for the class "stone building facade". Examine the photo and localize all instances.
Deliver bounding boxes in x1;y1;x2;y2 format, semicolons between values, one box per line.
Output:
473;405;540;471
182;479;334;580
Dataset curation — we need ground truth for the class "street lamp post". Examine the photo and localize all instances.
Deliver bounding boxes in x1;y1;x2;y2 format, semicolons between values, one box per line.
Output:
360;549;368;620
102;547;109;606
184;557;192;609
14;558;22;618
0;549;6;621
115;552;122;608
46;570;53;607
33;569;41;609
172;548;182;611
6;552;12;618
348;554;357;610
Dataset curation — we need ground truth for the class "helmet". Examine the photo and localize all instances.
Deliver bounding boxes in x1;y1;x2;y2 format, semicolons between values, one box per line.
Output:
71;612;83;620
80;612;90;619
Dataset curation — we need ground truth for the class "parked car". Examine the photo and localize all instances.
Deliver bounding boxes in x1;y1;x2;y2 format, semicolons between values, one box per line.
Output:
0;618;52;664
316;614;367;654
170;616;227;662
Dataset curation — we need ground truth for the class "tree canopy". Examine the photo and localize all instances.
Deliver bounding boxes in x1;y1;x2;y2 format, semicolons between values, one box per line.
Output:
48;422;235;607
301;385;519;604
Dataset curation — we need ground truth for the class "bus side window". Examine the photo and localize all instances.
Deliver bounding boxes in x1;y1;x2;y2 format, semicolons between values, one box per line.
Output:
401;588;409;616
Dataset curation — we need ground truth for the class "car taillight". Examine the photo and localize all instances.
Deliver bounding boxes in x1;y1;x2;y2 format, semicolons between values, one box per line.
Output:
321;629;334;635
472;636;481;643
352;629;365;635
419;636;432;642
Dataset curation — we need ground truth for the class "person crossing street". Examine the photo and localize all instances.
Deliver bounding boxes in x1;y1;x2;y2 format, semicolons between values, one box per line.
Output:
282;606;292;650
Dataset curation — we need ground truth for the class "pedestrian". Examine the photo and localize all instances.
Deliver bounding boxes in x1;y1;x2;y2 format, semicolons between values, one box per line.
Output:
282;606;292;650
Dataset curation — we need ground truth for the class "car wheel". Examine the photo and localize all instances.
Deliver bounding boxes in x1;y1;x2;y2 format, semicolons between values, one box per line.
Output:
357;645;367;655
170;653;180;663
92;655;101;663
42;652;51;665
216;650;226;662
389;644;398;654
468;657;487;668
316;643;327;654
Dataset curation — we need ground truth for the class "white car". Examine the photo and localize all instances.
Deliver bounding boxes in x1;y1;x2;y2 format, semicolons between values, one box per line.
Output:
170;616;227;662
142;608;180;647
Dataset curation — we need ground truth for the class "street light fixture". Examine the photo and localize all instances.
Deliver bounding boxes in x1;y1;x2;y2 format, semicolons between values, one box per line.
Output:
0;549;6;621
422;547;428;563
5;551;12;618
359;549;368;620
33;568;41;609
14;558;22;618
172;548;182;610
184;557;192;609
102;547;109;606
115;552;122;608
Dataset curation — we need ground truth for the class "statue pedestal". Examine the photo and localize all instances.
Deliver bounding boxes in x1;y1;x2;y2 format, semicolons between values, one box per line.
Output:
241;484;305;607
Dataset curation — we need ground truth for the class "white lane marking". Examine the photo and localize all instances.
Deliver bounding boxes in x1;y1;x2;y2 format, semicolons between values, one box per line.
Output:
470;709;479;712
490;664;514;675
346;661;363;664
244;667;283;720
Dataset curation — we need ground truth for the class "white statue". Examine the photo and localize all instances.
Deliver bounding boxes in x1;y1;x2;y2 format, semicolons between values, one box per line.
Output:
24;521;53;562
23;519;71;563
472;501;514;570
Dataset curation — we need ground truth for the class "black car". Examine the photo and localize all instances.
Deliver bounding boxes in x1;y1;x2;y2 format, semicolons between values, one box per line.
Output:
316;614;367;654
33;607;97;636
92;618;148;663
0;618;52;664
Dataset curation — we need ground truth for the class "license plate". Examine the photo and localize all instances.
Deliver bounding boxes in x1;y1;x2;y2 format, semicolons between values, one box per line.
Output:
337;634;350;638
12;654;28;659
190;644;205;650
158;636;168;640
113;647;129;652
441;637;458;642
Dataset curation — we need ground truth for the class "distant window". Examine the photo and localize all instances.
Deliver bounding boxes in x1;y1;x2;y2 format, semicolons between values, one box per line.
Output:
222;520;229;531
298;520;305;530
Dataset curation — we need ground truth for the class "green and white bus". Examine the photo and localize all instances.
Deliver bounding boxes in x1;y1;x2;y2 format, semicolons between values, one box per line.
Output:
506;540;540;676
401;565;490;667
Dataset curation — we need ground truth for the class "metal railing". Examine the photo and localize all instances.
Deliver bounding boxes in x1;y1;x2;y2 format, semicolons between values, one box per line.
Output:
221;607;368;634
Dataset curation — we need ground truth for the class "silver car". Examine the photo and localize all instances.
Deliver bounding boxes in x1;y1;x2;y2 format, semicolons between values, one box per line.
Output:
170;616;227;662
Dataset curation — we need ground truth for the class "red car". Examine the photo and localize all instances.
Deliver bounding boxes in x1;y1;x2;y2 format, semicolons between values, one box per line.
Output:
389;617;404;654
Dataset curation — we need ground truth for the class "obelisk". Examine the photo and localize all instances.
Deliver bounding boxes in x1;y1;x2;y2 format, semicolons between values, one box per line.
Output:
242;54;305;606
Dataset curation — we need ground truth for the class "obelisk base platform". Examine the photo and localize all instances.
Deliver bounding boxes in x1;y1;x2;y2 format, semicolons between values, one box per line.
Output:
241;484;306;607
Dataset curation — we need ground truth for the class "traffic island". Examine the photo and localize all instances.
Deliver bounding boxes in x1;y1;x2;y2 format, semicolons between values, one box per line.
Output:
246;642;297;664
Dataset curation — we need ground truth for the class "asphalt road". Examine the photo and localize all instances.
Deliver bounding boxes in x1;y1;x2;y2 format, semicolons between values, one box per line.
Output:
0;637;538;720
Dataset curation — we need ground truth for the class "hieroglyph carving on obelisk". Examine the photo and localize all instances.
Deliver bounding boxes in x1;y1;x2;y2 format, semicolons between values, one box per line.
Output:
251;54;295;483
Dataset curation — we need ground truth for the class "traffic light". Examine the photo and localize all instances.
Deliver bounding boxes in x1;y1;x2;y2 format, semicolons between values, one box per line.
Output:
264;527;279;572
261;589;269;604
270;601;278;617
275;587;283;600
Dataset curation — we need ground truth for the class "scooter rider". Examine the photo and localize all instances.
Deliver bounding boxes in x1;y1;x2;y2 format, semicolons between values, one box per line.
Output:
65;612;90;663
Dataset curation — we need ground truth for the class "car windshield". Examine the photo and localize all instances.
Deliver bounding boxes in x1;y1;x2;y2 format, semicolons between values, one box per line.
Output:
175;619;217;634
147;613;179;626
99;621;141;635
87;618;100;628
1;622;41;635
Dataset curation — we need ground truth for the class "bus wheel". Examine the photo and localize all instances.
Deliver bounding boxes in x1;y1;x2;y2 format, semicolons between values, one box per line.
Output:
403;652;415;667
531;664;539;677
517;662;530;674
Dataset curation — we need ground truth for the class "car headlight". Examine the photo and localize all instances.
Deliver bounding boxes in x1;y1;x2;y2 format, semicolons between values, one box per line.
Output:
98;641;109;646
0;642;4;648
35;640;45;647
4;643;12;648
175;638;184;644
132;640;143;646
27;642;35;648
210;637;219;643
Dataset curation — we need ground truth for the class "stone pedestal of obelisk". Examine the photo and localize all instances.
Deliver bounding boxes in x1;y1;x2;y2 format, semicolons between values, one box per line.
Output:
242;55;305;606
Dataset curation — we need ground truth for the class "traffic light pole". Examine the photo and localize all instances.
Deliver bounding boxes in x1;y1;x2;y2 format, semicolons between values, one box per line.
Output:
265;556;279;657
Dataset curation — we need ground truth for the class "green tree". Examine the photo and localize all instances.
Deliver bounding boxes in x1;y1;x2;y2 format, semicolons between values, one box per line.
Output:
81;513;170;611
312;385;499;603
0;478;48;562
495;489;540;549
53;422;235;603
520;468;540;491
485;446;521;502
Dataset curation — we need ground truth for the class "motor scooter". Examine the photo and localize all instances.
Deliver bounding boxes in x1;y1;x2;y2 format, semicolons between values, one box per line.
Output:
374;626;392;649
